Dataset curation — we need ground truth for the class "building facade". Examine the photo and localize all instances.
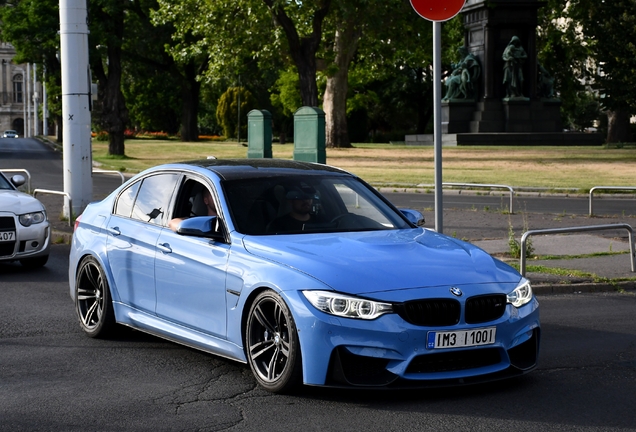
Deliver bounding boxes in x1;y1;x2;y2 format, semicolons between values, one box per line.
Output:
0;41;42;136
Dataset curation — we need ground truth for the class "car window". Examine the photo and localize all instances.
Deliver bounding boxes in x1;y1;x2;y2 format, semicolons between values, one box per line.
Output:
113;181;141;217
331;182;394;227
223;175;411;235
130;173;179;225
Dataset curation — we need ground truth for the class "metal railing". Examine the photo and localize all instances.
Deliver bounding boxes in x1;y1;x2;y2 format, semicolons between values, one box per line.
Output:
442;183;515;214
589;186;636;216
519;223;635;276
33;189;73;227
92;168;126;185
1;169;32;192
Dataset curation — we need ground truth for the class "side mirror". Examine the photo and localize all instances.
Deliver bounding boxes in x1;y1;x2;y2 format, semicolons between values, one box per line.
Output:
176;216;225;241
400;209;426;227
11;175;26;188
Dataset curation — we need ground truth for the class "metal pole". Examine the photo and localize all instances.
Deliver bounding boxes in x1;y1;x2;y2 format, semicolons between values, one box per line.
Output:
26;63;31;137
237;75;241;144
33;63;38;136
43;65;48;136
433;22;443;233
60;0;93;219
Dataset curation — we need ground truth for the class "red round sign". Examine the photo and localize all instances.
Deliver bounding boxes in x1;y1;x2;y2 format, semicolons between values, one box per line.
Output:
410;0;466;22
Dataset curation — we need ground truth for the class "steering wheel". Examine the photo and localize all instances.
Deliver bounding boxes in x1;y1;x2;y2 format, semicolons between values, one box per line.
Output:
330;213;350;224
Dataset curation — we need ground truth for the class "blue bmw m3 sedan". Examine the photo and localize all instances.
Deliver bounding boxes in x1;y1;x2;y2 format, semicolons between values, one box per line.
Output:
69;159;540;393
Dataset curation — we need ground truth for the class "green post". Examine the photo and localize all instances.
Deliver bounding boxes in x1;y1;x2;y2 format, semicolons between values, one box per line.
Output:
293;106;326;164
247;109;272;159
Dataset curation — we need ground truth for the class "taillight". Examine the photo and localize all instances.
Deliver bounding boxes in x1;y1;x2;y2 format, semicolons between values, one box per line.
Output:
74;214;82;232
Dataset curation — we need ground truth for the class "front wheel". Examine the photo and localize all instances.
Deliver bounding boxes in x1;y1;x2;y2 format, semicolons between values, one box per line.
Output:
245;290;302;393
75;256;116;338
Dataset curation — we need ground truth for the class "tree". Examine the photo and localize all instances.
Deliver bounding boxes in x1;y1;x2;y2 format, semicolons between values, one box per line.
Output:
539;0;636;142
216;87;257;139
0;0;62;138
89;0;129;155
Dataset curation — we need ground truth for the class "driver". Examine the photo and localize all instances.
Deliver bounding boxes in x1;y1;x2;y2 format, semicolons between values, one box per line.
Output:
267;184;317;233
169;188;217;231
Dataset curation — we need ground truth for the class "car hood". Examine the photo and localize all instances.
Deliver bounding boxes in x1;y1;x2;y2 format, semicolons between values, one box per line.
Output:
0;190;45;215
242;229;520;295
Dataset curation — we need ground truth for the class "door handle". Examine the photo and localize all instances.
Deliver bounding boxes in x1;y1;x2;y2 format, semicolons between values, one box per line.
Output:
157;243;172;254
107;226;121;236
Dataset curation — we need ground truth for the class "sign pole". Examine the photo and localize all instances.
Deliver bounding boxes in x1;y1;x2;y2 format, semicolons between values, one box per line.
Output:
433;21;443;234
409;0;466;234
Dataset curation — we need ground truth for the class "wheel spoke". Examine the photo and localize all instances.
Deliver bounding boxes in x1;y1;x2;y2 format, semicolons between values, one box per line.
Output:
250;339;276;360
85;265;100;290
83;300;100;326
267;346;281;381
253;304;276;334
76;287;96;301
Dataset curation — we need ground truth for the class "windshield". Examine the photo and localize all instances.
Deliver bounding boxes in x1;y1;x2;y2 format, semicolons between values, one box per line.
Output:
0;173;14;190
223;175;411;235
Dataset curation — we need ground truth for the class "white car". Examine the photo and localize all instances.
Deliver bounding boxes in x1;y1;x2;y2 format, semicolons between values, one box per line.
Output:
0;172;50;267
3;130;18;138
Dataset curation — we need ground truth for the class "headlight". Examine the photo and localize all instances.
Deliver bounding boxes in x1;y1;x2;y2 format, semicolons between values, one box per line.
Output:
507;279;533;307
19;211;46;227
302;290;393;320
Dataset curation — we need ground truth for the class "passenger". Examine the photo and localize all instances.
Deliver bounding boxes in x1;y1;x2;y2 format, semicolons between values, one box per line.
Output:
169;188;217;231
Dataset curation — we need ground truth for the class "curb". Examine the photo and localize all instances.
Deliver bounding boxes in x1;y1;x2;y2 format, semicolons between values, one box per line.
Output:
533;280;635;295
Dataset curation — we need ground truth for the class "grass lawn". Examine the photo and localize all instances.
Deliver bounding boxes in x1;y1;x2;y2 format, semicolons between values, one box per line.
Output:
92;140;636;190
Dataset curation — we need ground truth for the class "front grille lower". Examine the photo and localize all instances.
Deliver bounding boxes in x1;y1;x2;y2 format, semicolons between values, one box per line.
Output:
406;348;501;373
465;294;507;324
396;299;461;326
0;216;17;257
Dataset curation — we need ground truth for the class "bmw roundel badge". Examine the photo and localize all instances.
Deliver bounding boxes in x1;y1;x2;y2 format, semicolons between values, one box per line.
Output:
450;286;463;297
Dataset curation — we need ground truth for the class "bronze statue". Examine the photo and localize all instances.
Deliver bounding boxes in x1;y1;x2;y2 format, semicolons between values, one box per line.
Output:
502;36;527;98
443;47;481;101
537;63;555;99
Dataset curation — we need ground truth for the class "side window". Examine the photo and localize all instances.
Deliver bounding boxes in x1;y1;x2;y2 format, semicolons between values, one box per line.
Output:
131;173;179;225
113;181;141;217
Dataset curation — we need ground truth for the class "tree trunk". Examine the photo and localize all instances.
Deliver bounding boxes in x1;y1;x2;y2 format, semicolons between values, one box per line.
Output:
92;7;128;156
56;114;63;143
263;0;331;107
606;109;631;143
324;24;361;148
180;61;200;142
105;43;128;156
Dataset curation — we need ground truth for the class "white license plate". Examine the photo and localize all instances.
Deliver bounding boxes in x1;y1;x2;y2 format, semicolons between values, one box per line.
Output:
0;231;15;242
427;327;496;350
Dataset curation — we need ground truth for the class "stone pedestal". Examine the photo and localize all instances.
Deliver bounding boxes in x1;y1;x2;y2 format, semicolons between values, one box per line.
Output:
442;101;476;133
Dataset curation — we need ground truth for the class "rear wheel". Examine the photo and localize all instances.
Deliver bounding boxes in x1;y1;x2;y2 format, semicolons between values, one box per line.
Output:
75;256;116;338
246;290;302;393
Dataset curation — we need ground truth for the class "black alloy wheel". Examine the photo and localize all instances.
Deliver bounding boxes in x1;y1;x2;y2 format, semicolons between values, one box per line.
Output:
75;256;116;338
246;290;302;393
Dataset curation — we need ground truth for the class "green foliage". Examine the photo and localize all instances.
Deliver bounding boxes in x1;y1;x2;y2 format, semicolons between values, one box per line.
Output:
216;87;257;139
508;218;534;259
270;68;302;117
539;0;636;122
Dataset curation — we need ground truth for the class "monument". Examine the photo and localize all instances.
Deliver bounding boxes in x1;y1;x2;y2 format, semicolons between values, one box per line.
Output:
410;0;604;146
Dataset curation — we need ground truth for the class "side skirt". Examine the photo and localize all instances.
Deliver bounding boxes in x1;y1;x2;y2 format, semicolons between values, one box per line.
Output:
113;302;247;363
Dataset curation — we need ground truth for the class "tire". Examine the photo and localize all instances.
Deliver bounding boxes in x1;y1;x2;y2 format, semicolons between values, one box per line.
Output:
19;255;48;268
75;256;116;338
245;290;302;393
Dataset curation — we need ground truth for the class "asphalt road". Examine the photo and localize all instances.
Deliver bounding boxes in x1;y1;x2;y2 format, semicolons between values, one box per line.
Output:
1;137;636;431
1;245;635;431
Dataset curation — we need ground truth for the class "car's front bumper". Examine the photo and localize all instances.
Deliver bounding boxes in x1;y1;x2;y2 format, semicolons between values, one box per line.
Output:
285;289;540;388
0;213;51;262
